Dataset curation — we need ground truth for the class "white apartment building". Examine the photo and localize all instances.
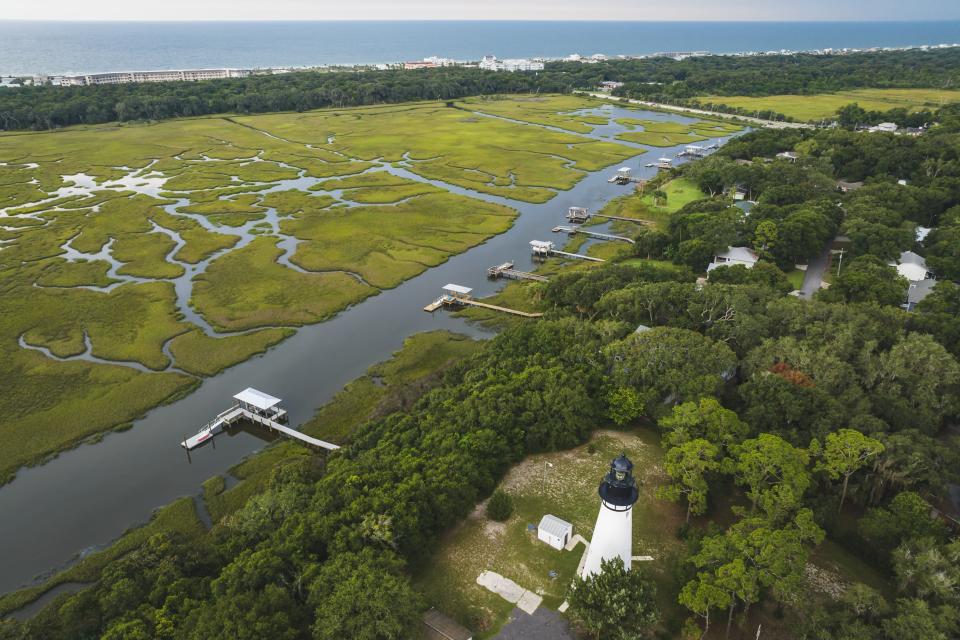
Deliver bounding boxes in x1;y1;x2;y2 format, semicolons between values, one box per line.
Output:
55;68;252;86
480;56;544;72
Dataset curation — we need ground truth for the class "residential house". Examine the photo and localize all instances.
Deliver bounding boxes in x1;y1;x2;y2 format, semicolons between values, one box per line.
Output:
905;279;938;311
891;251;934;282
707;246;760;272
837;180;864;193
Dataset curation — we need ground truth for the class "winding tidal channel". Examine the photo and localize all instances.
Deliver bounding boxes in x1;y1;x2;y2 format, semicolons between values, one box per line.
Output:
0;105;741;597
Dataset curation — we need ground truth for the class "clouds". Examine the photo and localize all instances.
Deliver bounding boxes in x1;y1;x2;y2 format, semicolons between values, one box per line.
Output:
4;0;959;21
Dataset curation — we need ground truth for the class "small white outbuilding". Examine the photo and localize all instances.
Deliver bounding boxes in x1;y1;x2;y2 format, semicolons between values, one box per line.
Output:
537;514;573;550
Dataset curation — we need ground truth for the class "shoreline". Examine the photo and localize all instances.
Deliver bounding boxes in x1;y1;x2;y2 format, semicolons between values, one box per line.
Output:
1;26;958;78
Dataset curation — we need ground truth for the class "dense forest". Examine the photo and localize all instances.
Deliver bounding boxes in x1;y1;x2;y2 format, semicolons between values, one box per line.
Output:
589;47;960;98
2;98;959;640
2;48;959;130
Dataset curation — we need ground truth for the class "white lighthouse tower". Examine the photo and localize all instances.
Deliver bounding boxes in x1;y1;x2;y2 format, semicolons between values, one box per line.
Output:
581;454;639;577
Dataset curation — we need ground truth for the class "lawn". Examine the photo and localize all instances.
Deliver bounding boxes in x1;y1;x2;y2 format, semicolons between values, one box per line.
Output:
590;177;705;233
786;268;806;290
414;428;687;638
698;87;960;121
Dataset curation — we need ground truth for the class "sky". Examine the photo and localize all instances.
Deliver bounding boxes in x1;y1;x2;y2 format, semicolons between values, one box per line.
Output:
4;0;960;21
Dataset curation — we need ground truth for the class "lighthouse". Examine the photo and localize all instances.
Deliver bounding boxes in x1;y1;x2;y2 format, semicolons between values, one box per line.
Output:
581;453;639;577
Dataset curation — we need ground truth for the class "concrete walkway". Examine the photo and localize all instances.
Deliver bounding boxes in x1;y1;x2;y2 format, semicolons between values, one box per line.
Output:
477;571;543;615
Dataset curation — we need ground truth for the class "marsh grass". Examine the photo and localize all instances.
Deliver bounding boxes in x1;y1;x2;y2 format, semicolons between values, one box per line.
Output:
698;88;960;121
167;327;295;377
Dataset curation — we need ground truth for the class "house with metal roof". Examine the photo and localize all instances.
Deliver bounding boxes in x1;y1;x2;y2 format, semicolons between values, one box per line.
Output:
906;279;938;311
706;246;759;273
891;251;933;282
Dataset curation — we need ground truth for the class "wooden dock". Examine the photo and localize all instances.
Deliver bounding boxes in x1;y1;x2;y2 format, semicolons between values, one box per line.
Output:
183;388;339;452
552;225;636;244
424;293;543;318
240;410;339;450
530;240;605;263
546;249;606;263
591;213;654;226
458;299;543;318
487;262;549;283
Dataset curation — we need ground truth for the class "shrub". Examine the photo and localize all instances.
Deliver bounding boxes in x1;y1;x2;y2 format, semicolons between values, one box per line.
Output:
486;490;514;521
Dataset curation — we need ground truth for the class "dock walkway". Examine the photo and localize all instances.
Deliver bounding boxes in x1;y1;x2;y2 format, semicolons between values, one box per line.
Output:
591;213;653;225
547;249;605;263
424;294;544;318
552;225;635;245
241;410;340;450
459;299;543;318
183;405;339;451
487;261;549;283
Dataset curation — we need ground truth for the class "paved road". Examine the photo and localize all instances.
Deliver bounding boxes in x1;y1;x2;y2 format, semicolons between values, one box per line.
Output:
494;607;575;640
800;244;832;299
577;91;816;130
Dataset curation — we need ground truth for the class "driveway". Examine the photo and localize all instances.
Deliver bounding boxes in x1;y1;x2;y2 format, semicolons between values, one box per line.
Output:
493;607;575;640
800;244;832;300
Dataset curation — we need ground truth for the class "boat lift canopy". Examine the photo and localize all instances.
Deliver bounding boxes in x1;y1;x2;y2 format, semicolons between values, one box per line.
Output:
442;284;473;296
233;387;282;411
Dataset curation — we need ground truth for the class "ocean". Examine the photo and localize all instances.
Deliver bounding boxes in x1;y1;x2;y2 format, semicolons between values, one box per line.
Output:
0;20;959;76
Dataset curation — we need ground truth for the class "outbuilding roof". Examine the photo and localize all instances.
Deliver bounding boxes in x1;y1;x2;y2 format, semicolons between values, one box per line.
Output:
233;388;282;410
538;514;573;539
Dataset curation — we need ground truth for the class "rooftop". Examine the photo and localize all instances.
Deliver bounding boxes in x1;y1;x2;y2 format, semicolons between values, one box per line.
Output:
907;279;938;307
538;514;573;539
233;388;282;411
442;284;473;295
716;246;760;263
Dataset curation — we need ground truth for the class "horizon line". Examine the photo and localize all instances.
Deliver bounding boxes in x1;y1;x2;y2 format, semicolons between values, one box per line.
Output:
3;18;960;23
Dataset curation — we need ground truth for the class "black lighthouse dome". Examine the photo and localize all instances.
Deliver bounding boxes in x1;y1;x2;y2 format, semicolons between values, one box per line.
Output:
598;453;639;510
